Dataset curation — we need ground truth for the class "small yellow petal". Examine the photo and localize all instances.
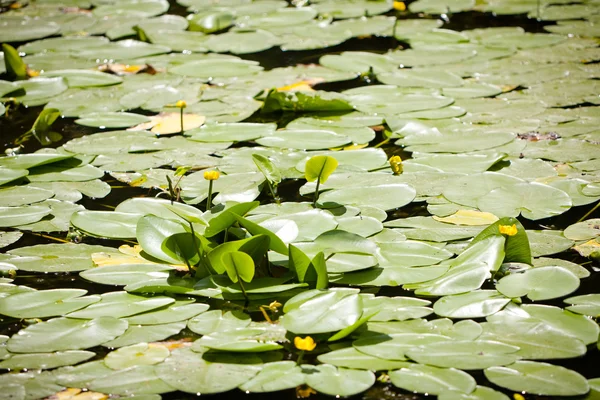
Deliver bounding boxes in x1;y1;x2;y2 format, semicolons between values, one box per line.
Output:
499;224;518;236
204;170;220;181
294;336;317;351
175;100;187;108
393;1;406;11
389;155;403;175
296;386;317;398
268;300;282;311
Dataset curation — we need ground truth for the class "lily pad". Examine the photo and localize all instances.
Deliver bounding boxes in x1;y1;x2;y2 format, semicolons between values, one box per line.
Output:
484;361;589;396
303;364;376;398
0;289;99;319
389;364;476;395
7;317;128;353
496;266;580;301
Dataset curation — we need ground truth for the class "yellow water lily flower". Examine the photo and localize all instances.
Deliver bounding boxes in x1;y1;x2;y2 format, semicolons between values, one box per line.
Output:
203;170;220;181
513;394;525;400
389;155;403;175
294;336;317;351
175;100;187;108
393;1;406;11
296;385;317;398
499;224;518;236
267;300;282;311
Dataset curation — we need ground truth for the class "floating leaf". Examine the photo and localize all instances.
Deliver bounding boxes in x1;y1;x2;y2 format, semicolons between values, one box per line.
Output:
484;361;589;396
0;289;99;319
389;364;476;395
7;317;128;353
303;364;375;398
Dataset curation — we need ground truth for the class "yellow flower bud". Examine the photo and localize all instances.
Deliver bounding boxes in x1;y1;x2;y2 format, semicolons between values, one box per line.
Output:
175;100;187;108
499;224;518;236
389;155;403;175
296;386;317;398
294;336;317;351
393;1;406;11
267;300;282;312
513;394;525;400
203;170;220;181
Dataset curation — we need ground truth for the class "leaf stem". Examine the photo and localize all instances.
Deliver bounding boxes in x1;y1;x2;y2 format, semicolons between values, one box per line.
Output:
28;232;70;243
180;107;184;135
235;267;249;304
577;200;600;223
296;350;305;365
206;180;213;211
313;179;320;208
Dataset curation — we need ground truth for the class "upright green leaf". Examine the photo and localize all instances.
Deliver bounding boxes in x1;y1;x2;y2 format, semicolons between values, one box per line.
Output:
204;201;259;237
207;234;270;274
222;251;255;283
231;213;288;254
252;154;281;184
305;155;339;183
2;44;27;80
470;217;531;264
26;108;62;146
311;251;328;290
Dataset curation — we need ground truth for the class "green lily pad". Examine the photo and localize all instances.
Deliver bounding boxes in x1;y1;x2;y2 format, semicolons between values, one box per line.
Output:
319;183;416;211
101;322;186;348
71;210;140;239
41;70;123;88
80;264;174;286
527;230;574;257
377;70;464;88
88;364;175;395
193;325;285;352
0;289;99;319
477;182;572;220
256;129;352;150
353;332;450;361
0;18;60;42
564;219;600;241
406;340;519;370
0;186;54;207
433;290;511;319
484;361;589;396
281;288;362;334
239;361;305;393
564;294;600;317
0;231;22;249
0;350;95;370
496;266;580;301
187;310;251;335
155;347;261;394
124;301;209;325
0;168;28;186
438;386;510;400
170;58;263;79
389;364;476;395
105;342;170;370
7;317;128;353
75;112;151;128
480;321;587;360
317;347;410;371
303;364;375;397
67;291;174;319
488;304;599;345
0;205;51;228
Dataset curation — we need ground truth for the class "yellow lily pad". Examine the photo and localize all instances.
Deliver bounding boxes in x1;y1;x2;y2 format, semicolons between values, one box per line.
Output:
433;210;499;226
130;112;206;135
